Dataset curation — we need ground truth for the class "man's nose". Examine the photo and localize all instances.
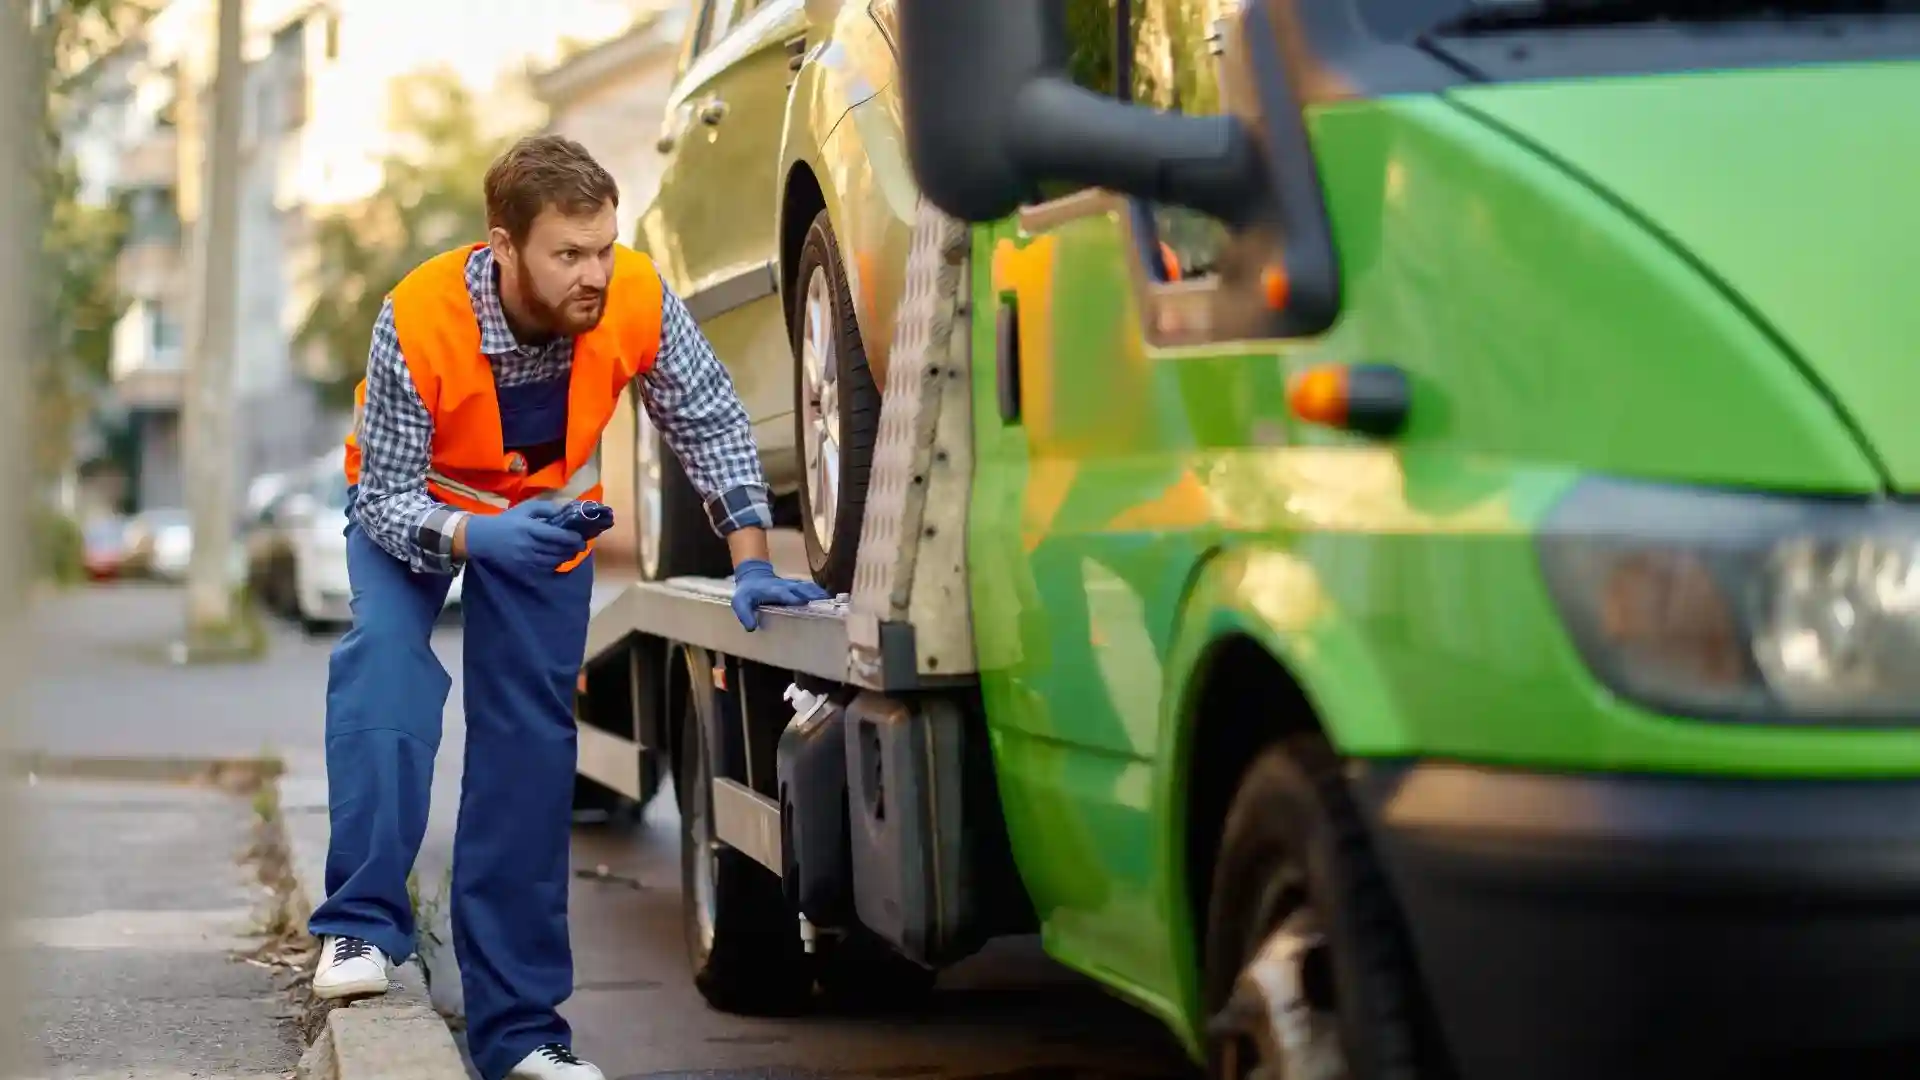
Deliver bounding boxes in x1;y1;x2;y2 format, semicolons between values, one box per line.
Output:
580;258;610;291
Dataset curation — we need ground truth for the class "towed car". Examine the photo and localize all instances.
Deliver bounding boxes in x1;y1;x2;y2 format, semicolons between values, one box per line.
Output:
630;0;912;591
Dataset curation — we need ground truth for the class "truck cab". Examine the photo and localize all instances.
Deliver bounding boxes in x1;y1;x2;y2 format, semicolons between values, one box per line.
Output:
576;3;1920;1077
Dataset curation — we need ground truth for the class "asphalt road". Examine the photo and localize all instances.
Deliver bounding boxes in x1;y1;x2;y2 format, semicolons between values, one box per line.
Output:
23;560;1199;1080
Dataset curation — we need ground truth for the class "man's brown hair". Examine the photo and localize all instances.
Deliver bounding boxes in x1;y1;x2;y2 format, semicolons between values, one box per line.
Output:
483;134;620;244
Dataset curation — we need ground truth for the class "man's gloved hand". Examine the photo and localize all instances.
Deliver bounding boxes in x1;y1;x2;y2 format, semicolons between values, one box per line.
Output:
549;499;615;541
462;501;586;573
730;559;831;631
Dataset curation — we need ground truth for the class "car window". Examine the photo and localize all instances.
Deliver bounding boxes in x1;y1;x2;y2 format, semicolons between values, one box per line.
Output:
1031;0;1131;202
694;0;745;58
1130;0;1234;282
319;472;350;511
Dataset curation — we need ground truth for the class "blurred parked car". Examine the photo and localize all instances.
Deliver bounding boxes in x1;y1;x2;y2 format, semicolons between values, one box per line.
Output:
244;476;309;617
630;0;911;591
122;507;191;580
249;449;462;632
247;470;297;521
81;516;128;581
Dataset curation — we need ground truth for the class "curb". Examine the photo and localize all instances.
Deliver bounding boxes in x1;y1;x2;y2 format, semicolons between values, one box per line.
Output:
279;766;473;1080
10;753;283;791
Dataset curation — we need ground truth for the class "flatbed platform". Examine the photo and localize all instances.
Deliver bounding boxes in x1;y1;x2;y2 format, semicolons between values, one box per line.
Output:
585;577;854;684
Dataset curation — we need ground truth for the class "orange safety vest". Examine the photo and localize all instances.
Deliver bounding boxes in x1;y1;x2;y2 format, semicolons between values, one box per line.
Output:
344;243;664;572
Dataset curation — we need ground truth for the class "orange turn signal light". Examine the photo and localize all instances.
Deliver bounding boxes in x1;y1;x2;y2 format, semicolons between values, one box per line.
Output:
1286;362;1411;438
1261;264;1291;311
1287;364;1349;428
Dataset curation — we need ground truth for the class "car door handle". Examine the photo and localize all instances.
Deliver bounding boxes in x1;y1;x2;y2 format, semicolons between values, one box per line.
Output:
698;99;728;126
996;297;1021;424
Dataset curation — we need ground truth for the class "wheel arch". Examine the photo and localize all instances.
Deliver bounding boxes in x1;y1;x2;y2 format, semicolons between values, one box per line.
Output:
1156;544;1415;1041
779;160;830;319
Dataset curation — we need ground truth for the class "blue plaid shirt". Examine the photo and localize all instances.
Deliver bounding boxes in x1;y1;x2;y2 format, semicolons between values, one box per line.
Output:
353;246;772;574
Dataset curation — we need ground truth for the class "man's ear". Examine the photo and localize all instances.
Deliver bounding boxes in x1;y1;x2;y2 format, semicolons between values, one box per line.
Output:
487;226;514;268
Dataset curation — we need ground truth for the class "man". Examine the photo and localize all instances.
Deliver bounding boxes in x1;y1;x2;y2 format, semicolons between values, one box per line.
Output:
305;135;829;1080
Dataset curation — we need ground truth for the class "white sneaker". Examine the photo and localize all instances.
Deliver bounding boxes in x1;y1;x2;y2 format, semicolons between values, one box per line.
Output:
507;1044;605;1080
312;935;391;1000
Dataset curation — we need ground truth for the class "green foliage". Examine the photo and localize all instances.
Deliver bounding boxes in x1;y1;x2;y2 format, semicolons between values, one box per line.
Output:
36;161;128;481
297;69;514;409
34;509;86;586
32;0;149;484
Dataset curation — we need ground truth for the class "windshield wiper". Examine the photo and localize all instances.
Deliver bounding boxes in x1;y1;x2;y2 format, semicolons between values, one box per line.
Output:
1449;0;1917;30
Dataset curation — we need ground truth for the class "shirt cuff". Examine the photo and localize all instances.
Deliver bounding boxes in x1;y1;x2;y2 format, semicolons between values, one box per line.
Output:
706;484;774;536
414;505;467;574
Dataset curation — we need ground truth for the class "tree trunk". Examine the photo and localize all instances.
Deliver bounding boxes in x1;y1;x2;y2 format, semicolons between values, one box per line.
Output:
0;0;39;1070
182;0;245;640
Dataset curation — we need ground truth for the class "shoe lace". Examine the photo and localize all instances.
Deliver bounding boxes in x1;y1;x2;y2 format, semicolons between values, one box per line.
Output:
536;1044;582;1067
332;937;375;963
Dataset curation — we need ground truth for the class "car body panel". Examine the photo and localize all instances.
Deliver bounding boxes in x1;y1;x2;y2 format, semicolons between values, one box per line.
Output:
1448;60;1920;490
965;77;1904;1054
803;81;916;388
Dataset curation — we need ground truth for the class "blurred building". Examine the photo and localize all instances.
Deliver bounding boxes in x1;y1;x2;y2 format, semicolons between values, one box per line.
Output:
80;0;340;512
73;0;673;515
529;3;688;566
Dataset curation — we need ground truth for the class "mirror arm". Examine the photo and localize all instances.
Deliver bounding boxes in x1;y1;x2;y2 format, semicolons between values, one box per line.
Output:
1007;78;1266;227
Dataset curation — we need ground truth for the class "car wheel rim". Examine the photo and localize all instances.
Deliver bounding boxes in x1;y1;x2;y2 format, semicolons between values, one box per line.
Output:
800;266;840;548
1214;909;1347;1080
688;745;719;956
635;406;664;579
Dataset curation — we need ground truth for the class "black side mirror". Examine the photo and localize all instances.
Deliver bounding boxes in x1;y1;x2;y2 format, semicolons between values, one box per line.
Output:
897;0;1339;337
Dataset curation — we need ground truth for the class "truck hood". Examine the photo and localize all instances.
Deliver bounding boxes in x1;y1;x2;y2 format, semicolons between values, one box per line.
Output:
1450;62;1920;491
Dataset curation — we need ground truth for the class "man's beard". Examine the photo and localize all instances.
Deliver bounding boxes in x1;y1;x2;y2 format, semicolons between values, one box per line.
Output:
513;273;607;338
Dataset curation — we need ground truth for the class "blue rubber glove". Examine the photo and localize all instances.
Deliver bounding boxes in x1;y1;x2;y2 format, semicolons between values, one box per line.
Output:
462;501;586;573
730;559;832;631
549;499;615;541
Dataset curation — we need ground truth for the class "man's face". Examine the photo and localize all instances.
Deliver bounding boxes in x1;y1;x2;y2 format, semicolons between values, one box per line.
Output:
492;200;619;338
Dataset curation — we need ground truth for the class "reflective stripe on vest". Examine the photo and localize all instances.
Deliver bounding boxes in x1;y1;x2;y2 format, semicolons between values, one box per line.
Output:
426;449;602;510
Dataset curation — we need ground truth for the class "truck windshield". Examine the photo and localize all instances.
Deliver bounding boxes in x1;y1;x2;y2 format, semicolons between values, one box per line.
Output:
1360;0;1918;35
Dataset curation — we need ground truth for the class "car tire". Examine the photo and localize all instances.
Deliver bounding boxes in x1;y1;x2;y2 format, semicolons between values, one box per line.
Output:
790;210;881;595
1202;737;1451;1080
678;691;814;1016
630;383;732;582
292;554;331;636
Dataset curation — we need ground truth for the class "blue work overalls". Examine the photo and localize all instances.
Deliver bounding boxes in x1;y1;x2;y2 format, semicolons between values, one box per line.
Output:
310;373;592;1080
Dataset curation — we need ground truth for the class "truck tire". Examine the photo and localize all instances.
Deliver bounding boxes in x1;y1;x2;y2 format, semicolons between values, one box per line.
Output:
789;210;880;595
630;383;731;582
815;928;936;1011
1202;738;1450;1080
678;696;814;1015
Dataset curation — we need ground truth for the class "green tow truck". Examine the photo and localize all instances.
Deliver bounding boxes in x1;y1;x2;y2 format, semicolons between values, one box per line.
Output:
572;1;1920;1076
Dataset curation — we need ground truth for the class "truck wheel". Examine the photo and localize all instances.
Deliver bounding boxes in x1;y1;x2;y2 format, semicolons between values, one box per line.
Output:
815;929;936;1011
1202;738;1448;1080
678;697;814;1015
789;210;880;595
630;383;731;582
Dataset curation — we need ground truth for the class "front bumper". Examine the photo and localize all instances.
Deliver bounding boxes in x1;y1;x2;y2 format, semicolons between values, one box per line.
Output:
1354;763;1920;1080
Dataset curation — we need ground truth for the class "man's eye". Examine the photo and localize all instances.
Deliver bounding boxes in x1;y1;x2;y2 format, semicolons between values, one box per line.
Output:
560;250;578;262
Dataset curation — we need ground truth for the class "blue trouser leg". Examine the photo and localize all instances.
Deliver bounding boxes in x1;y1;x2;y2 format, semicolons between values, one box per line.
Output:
309;524;454;965
455;553;594;1080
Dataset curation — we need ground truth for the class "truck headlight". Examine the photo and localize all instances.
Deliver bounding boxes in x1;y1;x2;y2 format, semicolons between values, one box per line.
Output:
1538;478;1920;723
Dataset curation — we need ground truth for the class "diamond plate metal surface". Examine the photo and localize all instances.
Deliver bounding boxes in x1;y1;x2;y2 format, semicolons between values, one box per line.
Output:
848;200;977;677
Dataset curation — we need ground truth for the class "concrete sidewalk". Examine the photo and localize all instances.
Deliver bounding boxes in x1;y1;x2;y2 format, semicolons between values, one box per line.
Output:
17;775;304;1080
